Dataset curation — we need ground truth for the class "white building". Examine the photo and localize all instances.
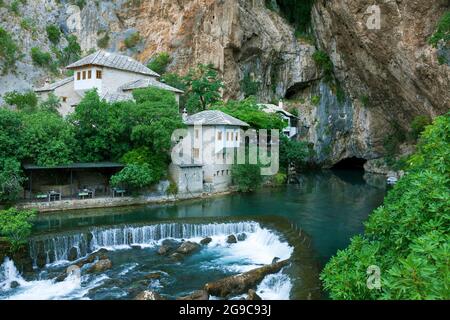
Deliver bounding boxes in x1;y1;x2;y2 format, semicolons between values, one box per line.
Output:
259;102;299;139
35;50;184;117
170;110;250;194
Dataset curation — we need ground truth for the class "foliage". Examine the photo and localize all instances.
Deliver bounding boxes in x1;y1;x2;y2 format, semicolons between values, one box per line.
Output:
0;158;25;203
312;50;334;82
360;95;369;108
30;47;52;67
124;32;141;49
232;163;263;192
39;93;61;114
0;109;23;160
184;64;224;113
271;172;287;186
411;115;432;140
161;72;186;91
20;112;76;166
279;135;310;172
311;95;320;106
428;11;450;47
110;163;156;193
321;113;450;300
0;208;37;251
59;35;82;66
383;122;406;164
0;27;21;74
167;180;178;196
240;72;260;98
212;97;286;130
268;0;315;34
147;52;171;75
46;24;61;45
4;91;38;113
121;147;167;182
97;32;110;49
10;0;20;15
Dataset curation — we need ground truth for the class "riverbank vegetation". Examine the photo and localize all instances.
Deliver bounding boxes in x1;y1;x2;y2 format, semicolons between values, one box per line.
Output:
0;208;36;251
321;113;450;299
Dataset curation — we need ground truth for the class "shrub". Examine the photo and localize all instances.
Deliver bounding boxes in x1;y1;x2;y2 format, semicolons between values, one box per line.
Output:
46;24;61;45
312;50;334;82
167;180;178;196
428;11;450;47
39;93;61;114
279;135;310;172
10;0;19;15
311;95;320;105
0;208;37;251
147;52;171;75
232;163;263;192
411;115;432;140
30;47;52;67
161;73;186;91
110;163;157;194
0;27;21;74
60;35;81;66
321;113;450;300
0;158;25;203
124;32;141;49
97;32;110;49
4;90;38;113
240;72;260;97
121;147;167;182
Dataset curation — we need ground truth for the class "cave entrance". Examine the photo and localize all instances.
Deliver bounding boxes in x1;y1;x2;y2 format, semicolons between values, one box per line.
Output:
332;157;367;171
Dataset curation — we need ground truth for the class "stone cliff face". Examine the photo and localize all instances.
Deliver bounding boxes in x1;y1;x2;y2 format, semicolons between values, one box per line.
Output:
0;0;448;168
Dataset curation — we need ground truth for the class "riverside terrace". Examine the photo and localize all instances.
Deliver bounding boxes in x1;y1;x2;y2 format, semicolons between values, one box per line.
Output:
22;162;126;201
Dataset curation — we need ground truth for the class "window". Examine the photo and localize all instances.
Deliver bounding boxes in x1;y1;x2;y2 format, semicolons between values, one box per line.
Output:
221;170;224;176
236;133;239;141
226;132;230;141
88;70;92;79
62;97;67;102
192;148;200;159
77;72;81;80
96;70;102;79
217;131;222;141
82;71;86;80
195;129;199;139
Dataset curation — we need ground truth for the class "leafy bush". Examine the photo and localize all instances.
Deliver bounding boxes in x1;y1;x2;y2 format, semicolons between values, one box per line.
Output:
279;135;310;172
46;24;61;45
311;95;320;106
30;47;52;67
0;208;36;251
39;93;61;114
167;180;178;196
411;115;432;140
110;163;156;193
428;11;450;47
161;73;186;91
321;113;450;300
232;163;263;192
312;50;334;82
240;72;260;97
4;90;38;113
97;32;110;49
59;35;81;66
0;158;25;203
0;27;21;74
9;0;20;15
147;52;171;75
0;108;23;160
121;147;167;182
124;32;141;49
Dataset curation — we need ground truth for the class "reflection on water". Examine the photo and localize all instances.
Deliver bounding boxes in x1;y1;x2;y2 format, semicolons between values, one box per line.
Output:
34;170;386;266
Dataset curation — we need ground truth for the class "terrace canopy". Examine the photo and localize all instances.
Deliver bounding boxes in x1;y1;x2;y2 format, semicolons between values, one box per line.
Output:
23;162;125;200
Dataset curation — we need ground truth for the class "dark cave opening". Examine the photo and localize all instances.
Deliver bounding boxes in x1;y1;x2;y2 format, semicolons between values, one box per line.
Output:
331;157;367;171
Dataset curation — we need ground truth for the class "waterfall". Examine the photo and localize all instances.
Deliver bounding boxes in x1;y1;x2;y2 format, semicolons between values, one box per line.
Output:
0;258;26;291
29;221;261;266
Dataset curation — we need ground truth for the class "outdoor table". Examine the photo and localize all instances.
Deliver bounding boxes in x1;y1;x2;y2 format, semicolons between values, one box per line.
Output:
78;189;94;199
112;188;126;198
36;194;49;201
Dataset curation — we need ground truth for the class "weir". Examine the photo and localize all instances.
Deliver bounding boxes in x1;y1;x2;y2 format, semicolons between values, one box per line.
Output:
29;221;261;266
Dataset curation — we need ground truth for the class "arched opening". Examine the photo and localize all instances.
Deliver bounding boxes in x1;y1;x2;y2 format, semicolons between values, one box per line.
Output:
332;157;367;170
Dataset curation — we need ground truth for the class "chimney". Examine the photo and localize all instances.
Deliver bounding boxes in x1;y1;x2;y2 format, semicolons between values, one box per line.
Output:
182;108;188;121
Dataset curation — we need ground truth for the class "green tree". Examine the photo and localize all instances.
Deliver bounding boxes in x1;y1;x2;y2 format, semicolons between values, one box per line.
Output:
147;52;171;75
279;135;310;172
60;35;81;66
39;93;61;114
121;146;168;182
429;11;450;47
4;90;38;113
31;47;52;67
161;72;187;91
46;24;61;45
110;163;156;194
0;27;22;74
0;208;37;251
20;112;77;166
411;115;432;140
0;158;25;203
321;113;450;300
0;108;23;160
184;64;224;113
240;72;260;98
312;50;334;82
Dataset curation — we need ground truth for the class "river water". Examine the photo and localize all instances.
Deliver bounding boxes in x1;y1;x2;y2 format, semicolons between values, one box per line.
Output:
0;170;386;300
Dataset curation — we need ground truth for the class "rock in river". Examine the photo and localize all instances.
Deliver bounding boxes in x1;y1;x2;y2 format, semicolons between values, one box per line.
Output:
87;259;112;273
226;235;237;244
247;289;262;300
200;237;212;245
135;290;165;300
176;241;200;255
177;290;209;300
68;247;78;261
